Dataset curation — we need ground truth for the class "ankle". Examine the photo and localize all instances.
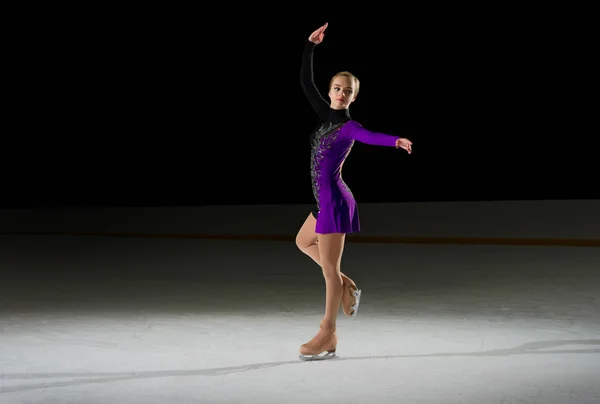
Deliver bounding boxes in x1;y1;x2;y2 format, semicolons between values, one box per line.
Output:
320;319;336;331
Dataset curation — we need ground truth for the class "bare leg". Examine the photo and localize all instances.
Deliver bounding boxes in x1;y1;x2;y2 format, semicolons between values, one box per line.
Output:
317;232;346;326
296;213;359;317
299;232;346;359
295;213;351;282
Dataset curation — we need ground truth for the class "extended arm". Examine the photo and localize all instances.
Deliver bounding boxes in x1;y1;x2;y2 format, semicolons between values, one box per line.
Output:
347;123;400;147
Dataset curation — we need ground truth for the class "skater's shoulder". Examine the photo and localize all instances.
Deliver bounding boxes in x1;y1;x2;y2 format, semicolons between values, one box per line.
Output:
342;120;362;130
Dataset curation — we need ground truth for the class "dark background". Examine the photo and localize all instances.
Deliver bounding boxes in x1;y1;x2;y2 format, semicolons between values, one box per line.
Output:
4;6;596;209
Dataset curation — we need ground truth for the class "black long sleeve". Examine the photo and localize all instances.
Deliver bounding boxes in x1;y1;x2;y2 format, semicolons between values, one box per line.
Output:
300;41;330;120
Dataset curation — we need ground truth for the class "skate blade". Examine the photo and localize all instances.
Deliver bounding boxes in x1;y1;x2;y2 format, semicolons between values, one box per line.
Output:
349;289;361;319
298;350;337;361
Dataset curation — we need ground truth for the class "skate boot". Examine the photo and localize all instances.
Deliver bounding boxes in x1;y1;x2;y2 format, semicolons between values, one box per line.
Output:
299;320;338;361
342;277;361;318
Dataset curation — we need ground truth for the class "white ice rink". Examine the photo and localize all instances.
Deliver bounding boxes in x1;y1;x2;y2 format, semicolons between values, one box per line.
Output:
1;235;599;403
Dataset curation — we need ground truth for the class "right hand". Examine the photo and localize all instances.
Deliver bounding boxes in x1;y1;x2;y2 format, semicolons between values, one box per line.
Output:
308;22;328;45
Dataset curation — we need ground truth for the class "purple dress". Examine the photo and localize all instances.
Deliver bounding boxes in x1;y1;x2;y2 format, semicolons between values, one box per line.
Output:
301;41;400;234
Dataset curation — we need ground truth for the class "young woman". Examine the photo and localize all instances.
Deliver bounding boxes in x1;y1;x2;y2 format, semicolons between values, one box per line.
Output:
296;22;413;361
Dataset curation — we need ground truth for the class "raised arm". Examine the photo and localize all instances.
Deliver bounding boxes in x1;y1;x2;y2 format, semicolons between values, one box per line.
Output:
300;23;330;119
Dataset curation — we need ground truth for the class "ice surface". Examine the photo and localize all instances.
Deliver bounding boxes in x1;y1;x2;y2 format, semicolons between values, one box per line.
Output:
1;235;599;403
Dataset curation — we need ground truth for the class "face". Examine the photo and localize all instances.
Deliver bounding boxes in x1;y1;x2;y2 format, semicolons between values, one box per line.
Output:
328;76;356;110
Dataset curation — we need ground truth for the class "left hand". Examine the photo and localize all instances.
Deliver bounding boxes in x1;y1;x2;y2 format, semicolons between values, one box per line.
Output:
395;138;412;154
308;22;328;44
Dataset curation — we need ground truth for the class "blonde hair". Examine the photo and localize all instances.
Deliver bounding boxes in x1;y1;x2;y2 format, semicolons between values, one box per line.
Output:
329;71;360;97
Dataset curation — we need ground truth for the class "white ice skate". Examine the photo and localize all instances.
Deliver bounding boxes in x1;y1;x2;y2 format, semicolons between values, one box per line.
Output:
348;288;361;319
342;280;361;319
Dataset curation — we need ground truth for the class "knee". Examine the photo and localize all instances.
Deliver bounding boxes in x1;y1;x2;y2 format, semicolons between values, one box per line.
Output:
295;234;316;251
295;234;306;251
321;264;341;281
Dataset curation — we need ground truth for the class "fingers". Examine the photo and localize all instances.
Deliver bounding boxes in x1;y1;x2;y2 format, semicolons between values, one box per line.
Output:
308;23;328;41
315;22;328;36
308;23;328;42
313;23;328;33
398;138;412;154
317;23;327;39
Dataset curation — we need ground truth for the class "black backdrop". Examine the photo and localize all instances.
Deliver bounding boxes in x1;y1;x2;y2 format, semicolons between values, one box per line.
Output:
4;7;596;208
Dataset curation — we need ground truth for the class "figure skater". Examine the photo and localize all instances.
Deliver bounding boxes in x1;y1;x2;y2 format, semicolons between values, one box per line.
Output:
295;22;413;361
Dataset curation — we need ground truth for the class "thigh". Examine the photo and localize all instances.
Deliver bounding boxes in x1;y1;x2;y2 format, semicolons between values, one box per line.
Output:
296;212;319;248
317;233;346;270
